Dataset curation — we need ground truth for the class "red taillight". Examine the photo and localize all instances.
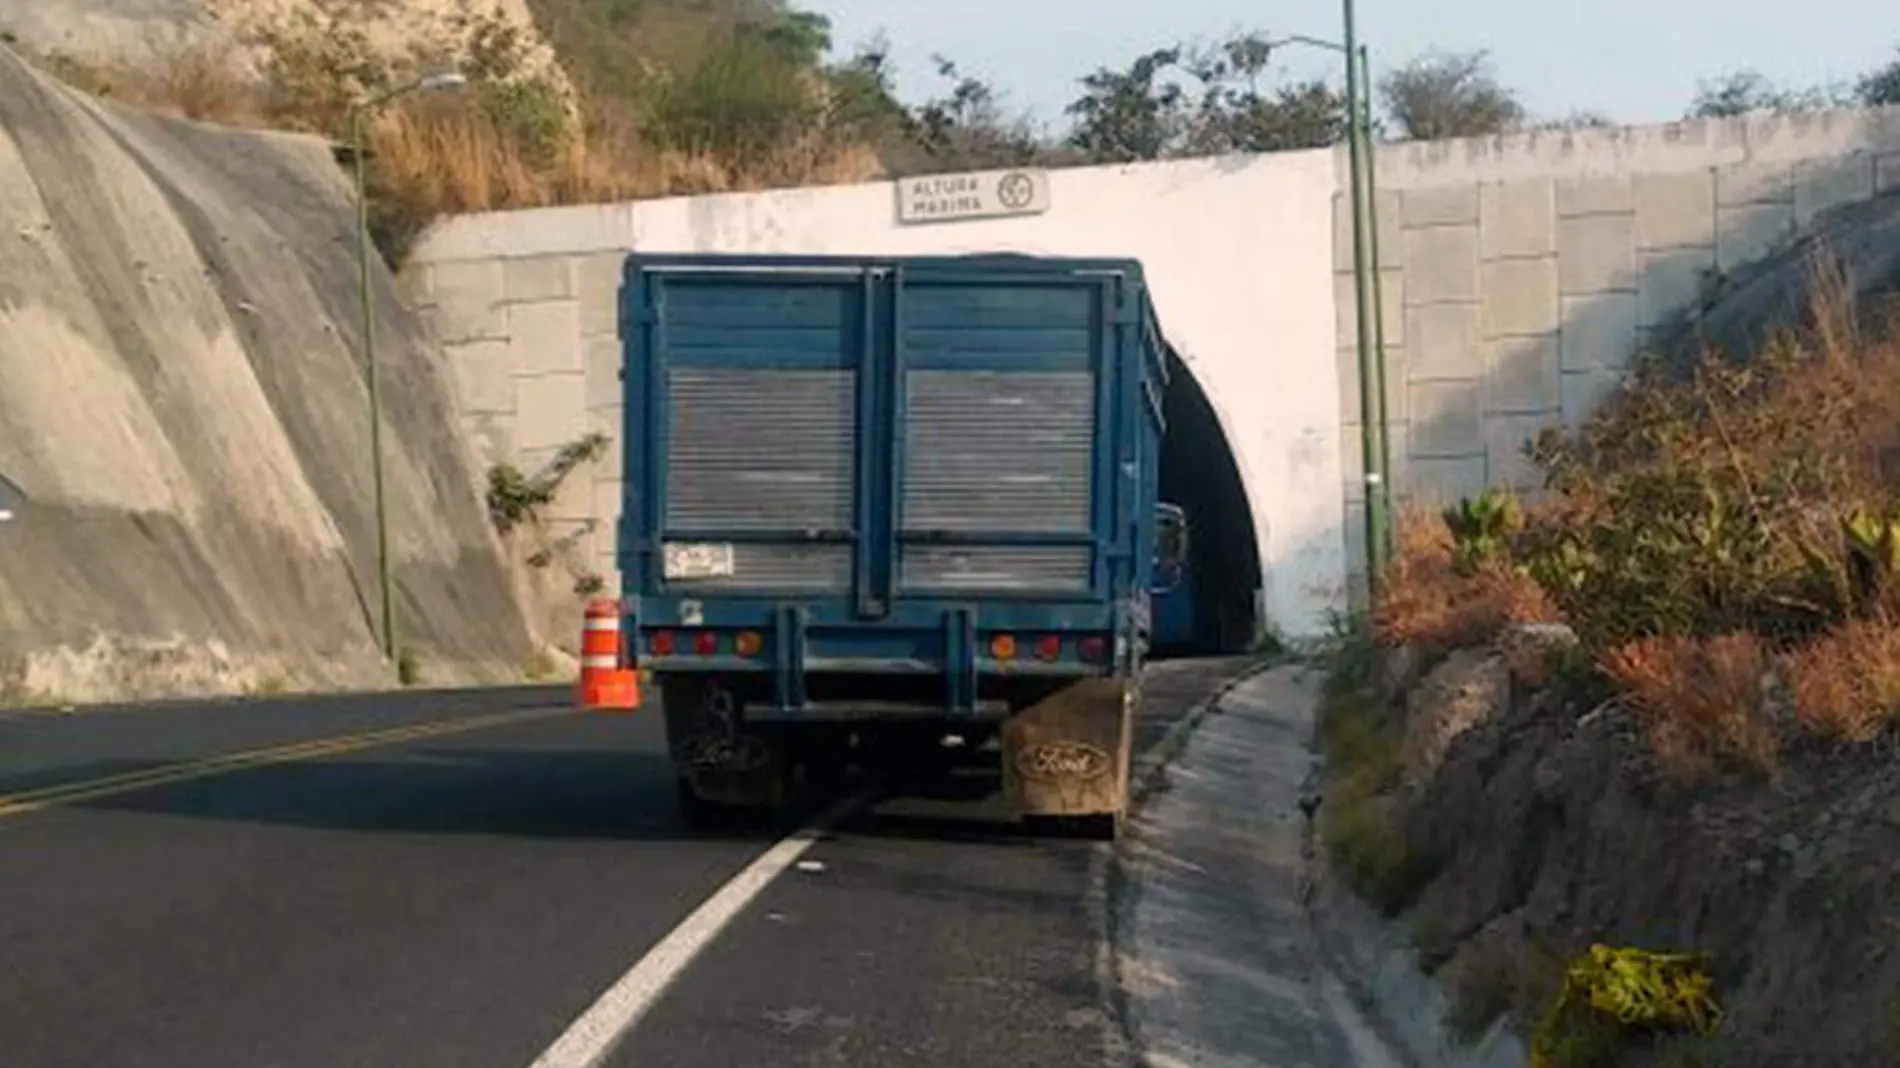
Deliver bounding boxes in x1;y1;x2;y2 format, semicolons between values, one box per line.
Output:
694;631;718;656
1078;636;1107;662
1035;635;1062;661
650;630;676;656
989;633;1017;660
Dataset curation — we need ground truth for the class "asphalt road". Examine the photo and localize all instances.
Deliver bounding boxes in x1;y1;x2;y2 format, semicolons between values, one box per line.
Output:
0;657;1262;1068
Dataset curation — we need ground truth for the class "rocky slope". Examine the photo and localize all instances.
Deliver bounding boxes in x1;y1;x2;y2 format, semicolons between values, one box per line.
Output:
1344;633;1900;1067
0;43;537;701
0;0;562;87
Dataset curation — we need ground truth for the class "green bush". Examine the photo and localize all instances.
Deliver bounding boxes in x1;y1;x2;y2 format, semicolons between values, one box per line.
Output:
1442;487;1524;576
486;431;610;533
1317;680;1435;914
397;646;423;686
1515;331;1893;651
1530;944;1722;1068
644;32;825;168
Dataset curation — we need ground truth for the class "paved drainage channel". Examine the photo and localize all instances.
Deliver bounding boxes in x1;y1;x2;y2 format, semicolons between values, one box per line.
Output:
1101;661;1528;1068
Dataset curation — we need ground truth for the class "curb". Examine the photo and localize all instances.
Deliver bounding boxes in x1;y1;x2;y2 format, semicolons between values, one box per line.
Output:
1128;655;1285;812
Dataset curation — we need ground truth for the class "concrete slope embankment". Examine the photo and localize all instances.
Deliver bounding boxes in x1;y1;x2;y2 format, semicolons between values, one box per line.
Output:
0;44;534;701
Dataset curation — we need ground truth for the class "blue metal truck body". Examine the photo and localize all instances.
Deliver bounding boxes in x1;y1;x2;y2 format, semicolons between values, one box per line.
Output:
616;252;1176;831
617;252;1170;708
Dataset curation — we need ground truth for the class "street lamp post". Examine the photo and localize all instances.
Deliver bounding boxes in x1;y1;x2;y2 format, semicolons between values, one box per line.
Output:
1339;0;1390;592
348;71;467;665
1359;42;1392;559
1262;25;1393;597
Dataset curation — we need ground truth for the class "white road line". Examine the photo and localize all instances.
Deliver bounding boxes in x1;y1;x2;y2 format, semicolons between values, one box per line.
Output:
526;791;870;1068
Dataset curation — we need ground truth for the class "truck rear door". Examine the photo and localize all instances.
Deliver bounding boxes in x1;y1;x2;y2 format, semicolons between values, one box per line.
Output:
889;263;1110;607
626;257;1124;618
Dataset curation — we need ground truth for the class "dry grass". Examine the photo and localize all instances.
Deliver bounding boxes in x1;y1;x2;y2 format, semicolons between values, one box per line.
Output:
1784;617;1900;742
29;40;889;265
359;104;882;262
1372;506;1561;650
1598;634;1780;779
367;105;881;215
33;45;267;126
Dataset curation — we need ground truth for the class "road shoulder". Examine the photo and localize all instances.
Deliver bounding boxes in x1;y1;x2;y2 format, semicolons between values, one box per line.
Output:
1105;662;1472;1068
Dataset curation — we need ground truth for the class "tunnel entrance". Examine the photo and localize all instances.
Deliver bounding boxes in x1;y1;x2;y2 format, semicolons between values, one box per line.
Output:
1153;347;1261;657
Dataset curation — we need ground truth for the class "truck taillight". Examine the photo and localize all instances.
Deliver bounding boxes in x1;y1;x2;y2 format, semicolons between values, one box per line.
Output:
734;631;763;657
1035;635;1061;661
989;634;1017;660
1078;636;1107;662
650;630;676;656
694;631;718;656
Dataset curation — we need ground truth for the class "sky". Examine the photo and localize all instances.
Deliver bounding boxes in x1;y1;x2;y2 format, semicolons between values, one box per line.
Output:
803;0;1900;131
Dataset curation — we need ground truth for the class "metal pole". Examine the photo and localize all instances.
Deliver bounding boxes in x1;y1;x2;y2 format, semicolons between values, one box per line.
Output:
1342;0;1388;591
352;107;397;664
1359;44;1393;559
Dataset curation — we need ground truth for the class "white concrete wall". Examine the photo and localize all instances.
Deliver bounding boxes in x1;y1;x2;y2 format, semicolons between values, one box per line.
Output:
404;104;1900;640
410;154;1348;638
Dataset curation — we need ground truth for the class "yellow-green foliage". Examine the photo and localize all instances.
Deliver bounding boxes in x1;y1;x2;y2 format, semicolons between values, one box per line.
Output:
1531;944;1722;1068
1317;669;1433;915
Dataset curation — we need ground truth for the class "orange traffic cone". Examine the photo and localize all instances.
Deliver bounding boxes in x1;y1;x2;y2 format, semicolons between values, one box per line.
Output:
577;598;640;711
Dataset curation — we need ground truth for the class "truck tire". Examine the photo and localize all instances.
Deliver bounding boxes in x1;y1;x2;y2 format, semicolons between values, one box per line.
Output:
675;776;726;831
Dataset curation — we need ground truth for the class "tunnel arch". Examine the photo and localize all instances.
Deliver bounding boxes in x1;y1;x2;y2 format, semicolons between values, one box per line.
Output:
1152;343;1263;657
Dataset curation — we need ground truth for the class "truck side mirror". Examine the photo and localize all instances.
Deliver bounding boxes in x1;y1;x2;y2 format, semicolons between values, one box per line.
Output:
1153;506;1188;591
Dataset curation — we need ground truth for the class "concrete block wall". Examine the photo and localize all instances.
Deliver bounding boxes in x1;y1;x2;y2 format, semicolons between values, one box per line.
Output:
406;247;627;585
407;104;1900;633
1335;107;1900;598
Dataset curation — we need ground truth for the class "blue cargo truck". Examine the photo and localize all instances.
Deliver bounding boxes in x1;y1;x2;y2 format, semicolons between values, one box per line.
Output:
616;252;1187;837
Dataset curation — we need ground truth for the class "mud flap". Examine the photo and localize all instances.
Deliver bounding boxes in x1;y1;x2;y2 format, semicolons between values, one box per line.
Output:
1001;677;1135;820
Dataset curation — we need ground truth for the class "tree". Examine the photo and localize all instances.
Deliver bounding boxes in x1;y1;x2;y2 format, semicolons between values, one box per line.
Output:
1063;31;1351;163
821;38;915;145
1213;79;1350;152
1378;49;1525;140
1687;70;1845;117
1064;46;1189;163
900;56;1050;170
1181;34;1348;153
1858;47;1900;106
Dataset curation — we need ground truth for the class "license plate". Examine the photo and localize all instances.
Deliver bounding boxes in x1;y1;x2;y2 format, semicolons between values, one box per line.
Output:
663;542;736;580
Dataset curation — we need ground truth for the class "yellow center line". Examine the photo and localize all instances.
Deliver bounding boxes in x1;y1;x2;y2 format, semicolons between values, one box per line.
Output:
0;705;581;820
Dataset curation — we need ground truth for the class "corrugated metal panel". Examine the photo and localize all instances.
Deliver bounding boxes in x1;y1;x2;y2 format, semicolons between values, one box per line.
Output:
665;368;855;591
667;368;855;531
902;370;1095;534
666;543;853;592
901;546;1092;593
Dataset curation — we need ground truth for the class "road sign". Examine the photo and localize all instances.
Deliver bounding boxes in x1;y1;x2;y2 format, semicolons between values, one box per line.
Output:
0;472;22;523
895;168;1052;226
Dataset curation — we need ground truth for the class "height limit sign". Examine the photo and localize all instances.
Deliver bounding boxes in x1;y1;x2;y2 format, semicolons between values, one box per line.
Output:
895;168;1052;226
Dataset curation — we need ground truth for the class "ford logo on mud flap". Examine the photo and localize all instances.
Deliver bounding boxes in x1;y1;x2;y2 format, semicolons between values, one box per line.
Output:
1017;741;1112;784
679;733;771;773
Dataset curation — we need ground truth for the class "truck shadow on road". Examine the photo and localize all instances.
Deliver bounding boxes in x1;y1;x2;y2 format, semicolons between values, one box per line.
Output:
53;747;792;843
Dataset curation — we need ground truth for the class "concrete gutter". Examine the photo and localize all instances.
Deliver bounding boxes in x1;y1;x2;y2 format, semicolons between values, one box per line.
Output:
1128;653;1283;812
1105;662;1530;1068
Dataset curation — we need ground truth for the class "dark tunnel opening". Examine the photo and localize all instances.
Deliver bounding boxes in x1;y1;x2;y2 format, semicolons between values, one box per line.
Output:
1154;347;1261;658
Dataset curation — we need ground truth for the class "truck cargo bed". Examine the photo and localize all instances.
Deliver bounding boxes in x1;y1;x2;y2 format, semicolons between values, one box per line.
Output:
617;253;1167;717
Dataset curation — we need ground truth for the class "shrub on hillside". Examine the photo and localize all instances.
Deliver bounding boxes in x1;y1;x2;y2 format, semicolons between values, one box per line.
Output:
26;0;893;265
1598;633;1779;780
1367;255;1900;771
1785;617;1900;742
1372;501;1560;651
